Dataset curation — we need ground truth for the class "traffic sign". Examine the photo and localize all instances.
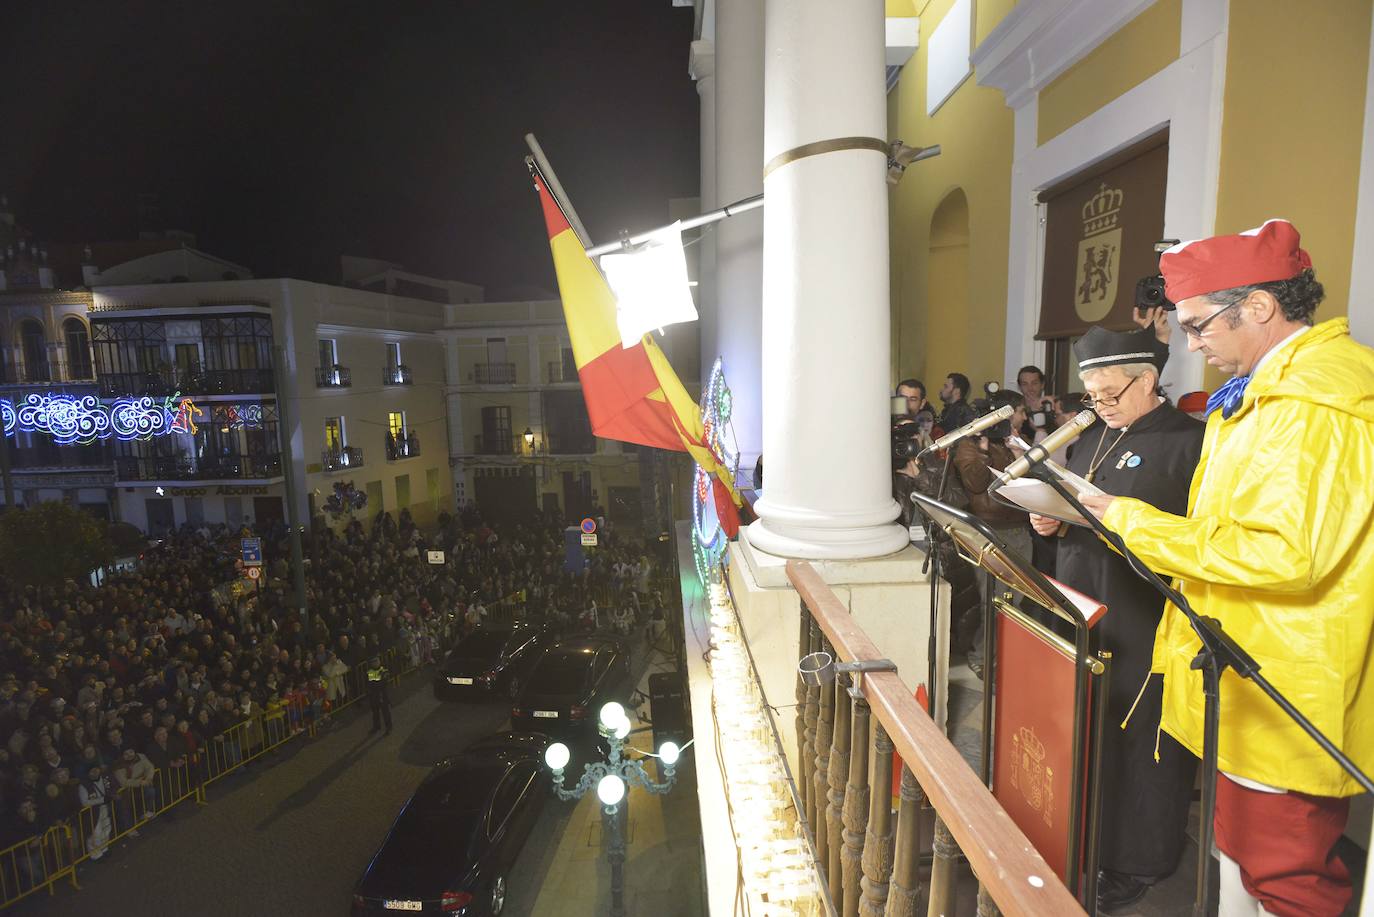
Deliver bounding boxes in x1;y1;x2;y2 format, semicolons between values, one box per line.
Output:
581;533;598;546
241;537;263;567
580;517;597;535
246;566;262;581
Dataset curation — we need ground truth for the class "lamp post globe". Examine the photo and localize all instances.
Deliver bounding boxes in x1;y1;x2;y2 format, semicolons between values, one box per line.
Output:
658;741;680;766
597;774;626;807
599;702;626;729
544;742;571;772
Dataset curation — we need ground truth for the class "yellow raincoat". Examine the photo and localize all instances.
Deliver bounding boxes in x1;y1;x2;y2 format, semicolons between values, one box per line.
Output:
1104;319;1374;797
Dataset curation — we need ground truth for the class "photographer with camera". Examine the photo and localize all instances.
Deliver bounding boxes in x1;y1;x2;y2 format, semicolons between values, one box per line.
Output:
951;390;1030;676
1016;365;1057;442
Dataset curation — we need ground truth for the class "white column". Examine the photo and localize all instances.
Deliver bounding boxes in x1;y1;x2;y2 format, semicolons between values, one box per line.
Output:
690;39;719;392
748;0;907;560
714;0;764;479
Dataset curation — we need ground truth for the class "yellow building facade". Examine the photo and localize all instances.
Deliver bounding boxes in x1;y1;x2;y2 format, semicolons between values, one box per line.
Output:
887;0;1374;395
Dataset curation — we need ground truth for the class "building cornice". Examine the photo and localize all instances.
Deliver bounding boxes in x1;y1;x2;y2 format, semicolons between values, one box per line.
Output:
316;323;438;343
971;0;1158;110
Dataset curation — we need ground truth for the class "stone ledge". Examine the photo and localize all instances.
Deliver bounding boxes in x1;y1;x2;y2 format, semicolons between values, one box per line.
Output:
737;525;932;589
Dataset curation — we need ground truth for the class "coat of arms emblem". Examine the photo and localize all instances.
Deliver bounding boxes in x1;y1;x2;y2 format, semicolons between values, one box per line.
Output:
1010;726;1055;826
1075;183;1124;321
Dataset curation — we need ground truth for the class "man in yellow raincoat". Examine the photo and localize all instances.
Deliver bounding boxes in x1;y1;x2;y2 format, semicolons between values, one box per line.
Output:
1080;219;1374;917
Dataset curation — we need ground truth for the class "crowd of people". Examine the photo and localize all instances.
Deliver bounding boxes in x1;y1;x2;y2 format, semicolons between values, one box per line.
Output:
0;499;667;890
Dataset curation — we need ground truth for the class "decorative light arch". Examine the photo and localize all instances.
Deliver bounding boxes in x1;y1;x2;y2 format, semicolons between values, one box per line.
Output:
2;390;264;445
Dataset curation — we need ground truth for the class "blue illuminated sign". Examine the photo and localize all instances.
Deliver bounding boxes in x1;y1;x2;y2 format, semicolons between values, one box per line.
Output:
2;390;264;445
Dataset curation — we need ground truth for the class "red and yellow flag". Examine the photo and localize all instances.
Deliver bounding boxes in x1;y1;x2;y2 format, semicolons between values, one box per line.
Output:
533;176;743;533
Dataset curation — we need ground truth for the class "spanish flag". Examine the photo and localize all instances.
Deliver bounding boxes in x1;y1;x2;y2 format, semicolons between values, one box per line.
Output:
533;175;743;534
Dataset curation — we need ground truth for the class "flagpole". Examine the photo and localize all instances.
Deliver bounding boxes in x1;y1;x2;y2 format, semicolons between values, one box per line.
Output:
524;134;595;250
584;193;764;258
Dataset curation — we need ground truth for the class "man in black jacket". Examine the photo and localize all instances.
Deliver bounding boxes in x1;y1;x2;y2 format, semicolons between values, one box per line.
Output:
1029;325;1201;913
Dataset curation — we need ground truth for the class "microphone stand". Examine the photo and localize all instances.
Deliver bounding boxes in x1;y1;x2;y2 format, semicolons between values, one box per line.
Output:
917;443;955;730
1026;464;1374;917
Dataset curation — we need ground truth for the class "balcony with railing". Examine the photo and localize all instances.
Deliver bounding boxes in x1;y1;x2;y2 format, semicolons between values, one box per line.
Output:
546;361;577;384
472;362;516;384
473;433;519;456
114;452;283;482
8;441;113;471
315;365;352;388
321;445;364;472
97;365;274;398
691;560;1084;917
385;431;421;461
546;433;597;455
1;358;99;386
383;364;413;386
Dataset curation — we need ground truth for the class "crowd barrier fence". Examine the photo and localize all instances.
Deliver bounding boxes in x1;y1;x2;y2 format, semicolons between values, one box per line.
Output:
0;646;419;912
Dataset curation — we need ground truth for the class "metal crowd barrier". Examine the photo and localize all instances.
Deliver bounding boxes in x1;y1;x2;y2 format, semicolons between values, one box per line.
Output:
0;646;422;912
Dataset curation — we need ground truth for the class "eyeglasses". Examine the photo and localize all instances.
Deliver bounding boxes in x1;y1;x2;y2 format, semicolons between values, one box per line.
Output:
1081;374;1140;409
1179;299;1242;338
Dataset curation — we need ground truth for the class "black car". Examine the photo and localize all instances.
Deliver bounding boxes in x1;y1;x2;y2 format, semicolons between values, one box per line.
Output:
433;624;553;701
509;635;632;743
351;732;549;916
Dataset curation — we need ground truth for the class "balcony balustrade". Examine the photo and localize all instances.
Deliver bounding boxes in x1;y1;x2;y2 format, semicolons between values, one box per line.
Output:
321;445;364;472
383;364;413;386
315;365;352;388
780;561;1084;917
385;432;421;461
472;362;516;384
98;365;274;397
114;452;282;482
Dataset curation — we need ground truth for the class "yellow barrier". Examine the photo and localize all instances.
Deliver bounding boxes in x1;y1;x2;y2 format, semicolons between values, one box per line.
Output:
0;645;425;912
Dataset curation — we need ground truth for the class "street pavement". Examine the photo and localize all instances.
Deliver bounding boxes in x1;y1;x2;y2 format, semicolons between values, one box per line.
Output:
19;641;704;917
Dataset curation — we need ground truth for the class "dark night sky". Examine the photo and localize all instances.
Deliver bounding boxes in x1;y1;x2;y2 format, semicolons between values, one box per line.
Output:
0;1;701;295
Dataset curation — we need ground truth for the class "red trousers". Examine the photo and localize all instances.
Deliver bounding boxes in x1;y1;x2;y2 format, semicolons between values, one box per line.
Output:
1213;774;1352;917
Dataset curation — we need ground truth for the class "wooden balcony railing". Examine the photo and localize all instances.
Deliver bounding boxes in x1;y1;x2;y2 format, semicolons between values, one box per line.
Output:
785;561;1084;917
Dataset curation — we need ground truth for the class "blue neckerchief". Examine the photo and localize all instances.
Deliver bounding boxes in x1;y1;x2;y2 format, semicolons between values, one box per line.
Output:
1205;373;1251;420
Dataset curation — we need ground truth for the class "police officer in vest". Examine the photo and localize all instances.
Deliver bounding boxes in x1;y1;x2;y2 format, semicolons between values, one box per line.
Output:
366;656;392;735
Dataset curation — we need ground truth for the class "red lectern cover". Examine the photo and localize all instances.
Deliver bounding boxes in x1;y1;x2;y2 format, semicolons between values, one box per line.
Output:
991;609;1093;880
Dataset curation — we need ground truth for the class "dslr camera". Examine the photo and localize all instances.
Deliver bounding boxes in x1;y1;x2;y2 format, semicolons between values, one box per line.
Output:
1134;238;1181;311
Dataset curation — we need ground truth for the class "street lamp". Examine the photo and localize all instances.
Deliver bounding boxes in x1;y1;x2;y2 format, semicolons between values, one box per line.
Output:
523;427;535;451
543;702;686;917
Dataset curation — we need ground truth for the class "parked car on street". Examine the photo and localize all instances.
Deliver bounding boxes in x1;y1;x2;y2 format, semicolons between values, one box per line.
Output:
509;635;632;744
433;623;553;701
350;732;550;916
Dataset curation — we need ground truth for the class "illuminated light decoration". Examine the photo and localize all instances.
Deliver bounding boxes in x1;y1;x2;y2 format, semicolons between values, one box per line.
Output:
702;580;822;914
109;396;171;441
692;357;740;584
1;391;264;442
169;396;204;435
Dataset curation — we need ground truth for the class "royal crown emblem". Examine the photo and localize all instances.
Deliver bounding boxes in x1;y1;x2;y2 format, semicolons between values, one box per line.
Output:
1010;726;1055;826
1074;183;1124;321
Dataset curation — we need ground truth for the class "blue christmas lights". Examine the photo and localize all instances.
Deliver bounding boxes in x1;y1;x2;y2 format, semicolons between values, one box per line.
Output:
1;390;264;444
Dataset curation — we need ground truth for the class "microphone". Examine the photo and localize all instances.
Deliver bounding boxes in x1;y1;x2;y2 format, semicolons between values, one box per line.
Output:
992;409;1097;488
917;405;1014;459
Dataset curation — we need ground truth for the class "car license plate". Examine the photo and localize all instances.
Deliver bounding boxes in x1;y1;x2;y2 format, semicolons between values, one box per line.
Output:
533;710;558;718
448;677;474;685
383;901;423;911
